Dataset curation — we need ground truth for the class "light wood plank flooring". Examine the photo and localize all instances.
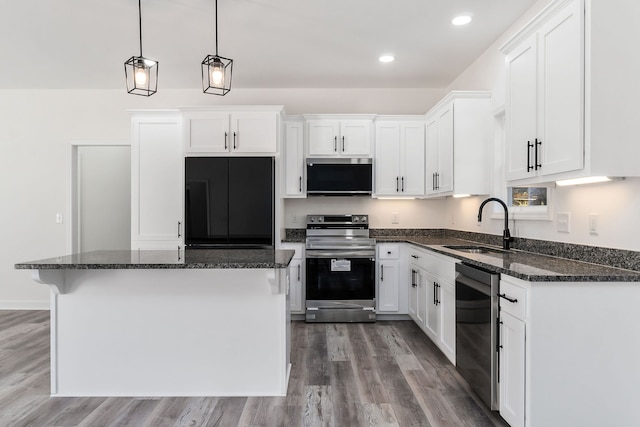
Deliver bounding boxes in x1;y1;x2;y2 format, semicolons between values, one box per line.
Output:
0;310;507;426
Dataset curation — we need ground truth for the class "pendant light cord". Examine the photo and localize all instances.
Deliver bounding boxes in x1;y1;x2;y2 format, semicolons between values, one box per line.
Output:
214;0;219;56
138;0;143;57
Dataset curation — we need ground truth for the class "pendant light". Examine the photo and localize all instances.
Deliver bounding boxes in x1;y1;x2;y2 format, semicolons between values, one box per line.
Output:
124;0;158;96
202;0;233;95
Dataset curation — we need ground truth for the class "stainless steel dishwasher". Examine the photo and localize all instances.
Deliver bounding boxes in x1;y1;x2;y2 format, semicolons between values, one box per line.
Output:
455;262;500;411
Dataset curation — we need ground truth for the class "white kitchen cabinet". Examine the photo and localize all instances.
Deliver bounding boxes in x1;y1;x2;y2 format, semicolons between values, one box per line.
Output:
424;92;491;197
405;245;456;364
377;244;403;313
374;120;425;197
500;311;526;427
502;0;584;182
283;119;305;198
280;243;304;314
422;250;457;363
305;115;374;157
182;107;282;155
130;111;184;250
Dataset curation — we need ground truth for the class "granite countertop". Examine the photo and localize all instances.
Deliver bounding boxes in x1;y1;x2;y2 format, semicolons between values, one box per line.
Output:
376;236;640;282
15;249;295;270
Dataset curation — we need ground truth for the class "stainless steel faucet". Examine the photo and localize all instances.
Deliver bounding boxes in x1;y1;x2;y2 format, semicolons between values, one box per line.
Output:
477;197;514;250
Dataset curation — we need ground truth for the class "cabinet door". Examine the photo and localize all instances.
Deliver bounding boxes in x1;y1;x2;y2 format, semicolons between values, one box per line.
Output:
289;258;304;313
400;122;425;196
283;122;305;197
375;122;401;196
408;267;419;322
340;121;372;156
416;268;427;328
425;117;439;195
424;276;439;340
439;280;456;363
230;112;278;153
435;104;453;193
500;312;526;427
307;120;340;156
506;34;538;181
184;112;230;153
378;260;399;312
131;115;183;247
538;0;584;176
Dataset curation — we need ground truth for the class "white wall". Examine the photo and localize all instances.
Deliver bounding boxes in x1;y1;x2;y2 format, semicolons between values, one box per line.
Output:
284;198;447;229
0;87;444;308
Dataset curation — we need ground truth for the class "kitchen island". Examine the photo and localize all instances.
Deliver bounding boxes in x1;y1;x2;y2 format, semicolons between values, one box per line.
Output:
15;249;295;397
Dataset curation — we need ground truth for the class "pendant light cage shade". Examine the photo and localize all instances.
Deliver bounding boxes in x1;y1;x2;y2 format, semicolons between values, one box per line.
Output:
125;56;158;96
202;55;233;95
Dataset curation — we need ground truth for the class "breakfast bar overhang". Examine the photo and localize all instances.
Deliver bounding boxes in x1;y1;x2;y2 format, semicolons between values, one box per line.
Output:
15;249;294;397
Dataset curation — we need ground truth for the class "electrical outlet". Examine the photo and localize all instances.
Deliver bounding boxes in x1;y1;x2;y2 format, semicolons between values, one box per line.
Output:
557;212;570;233
291;214;299;224
589;213;599;234
450;214;455;225
391;212;399;224
55;213;63;224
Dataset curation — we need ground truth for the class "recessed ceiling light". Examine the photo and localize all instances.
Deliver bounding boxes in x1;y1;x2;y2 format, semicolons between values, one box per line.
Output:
379;55;395;63
452;15;472;26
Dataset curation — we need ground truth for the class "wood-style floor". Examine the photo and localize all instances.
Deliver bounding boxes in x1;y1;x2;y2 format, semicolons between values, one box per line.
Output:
0;310;507;426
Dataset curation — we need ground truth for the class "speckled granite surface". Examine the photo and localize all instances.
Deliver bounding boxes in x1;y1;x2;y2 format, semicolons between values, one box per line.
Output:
284;228;640;282
15;249;295;270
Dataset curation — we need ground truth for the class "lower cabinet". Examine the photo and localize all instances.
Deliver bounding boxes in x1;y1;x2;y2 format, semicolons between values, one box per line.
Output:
280;243;304;314
499;277;527;427
405;244;457;364
377;244;405;313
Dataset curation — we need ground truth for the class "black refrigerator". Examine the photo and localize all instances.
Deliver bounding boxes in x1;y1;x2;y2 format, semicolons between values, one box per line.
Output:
185;157;274;248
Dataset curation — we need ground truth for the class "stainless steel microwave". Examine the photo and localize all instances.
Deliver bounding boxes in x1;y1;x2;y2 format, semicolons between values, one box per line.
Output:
306;158;372;196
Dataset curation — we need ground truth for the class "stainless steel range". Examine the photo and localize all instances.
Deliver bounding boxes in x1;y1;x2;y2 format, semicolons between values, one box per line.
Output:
305;214;376;323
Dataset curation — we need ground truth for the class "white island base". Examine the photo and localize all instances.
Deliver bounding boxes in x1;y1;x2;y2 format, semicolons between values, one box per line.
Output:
34;268;290;397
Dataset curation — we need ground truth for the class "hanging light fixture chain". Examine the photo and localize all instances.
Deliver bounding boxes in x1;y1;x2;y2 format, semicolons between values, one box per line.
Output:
138;0;143;57
214;0;219;56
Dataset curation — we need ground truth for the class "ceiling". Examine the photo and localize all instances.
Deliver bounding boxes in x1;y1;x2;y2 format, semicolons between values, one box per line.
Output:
0;0;538;90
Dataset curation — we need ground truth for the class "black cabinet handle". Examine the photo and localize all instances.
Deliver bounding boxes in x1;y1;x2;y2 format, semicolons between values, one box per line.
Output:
299;176;302;192
432;173;435;190
224;132;228;150
411;269;417;288
401;176;405;192
535;138;542;170
396;177;399;192
433;282;437;305
297;264;301;281
411;254;419;259
527;140;533;172
387;251;391;255
380;265;384;282
178;221;182;238
334;136;337;152
499;293;518;303
233;132;237;150
342;136;345;152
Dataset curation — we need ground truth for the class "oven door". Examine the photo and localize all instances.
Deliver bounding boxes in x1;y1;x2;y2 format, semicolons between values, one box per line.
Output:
305;252;375;305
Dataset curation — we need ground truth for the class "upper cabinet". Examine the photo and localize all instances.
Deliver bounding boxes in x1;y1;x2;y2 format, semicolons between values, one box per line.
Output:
182;107;283;155
374;119;425;197
282;119;306;198
502;0;584;182
305;115;374;157
424;92;492;197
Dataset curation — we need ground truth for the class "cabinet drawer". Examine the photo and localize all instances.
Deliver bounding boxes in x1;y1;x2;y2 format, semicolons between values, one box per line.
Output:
378;244;400;260
428;254;456;282
499;280;527;320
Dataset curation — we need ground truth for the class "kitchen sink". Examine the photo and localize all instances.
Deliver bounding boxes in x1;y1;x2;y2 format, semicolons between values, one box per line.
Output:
443;245;506;254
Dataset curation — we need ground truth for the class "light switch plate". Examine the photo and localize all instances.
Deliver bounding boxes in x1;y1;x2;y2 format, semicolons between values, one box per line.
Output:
557;212;570;233
589;213;599;234
391;212;399;224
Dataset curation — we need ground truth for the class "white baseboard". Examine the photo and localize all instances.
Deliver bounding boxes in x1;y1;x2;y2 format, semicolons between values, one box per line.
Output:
0;300;50;310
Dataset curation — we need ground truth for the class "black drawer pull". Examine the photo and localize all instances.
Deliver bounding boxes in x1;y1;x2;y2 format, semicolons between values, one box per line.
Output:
499;293;518;303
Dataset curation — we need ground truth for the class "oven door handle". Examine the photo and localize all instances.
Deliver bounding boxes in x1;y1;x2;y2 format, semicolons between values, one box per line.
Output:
305;250;376;258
